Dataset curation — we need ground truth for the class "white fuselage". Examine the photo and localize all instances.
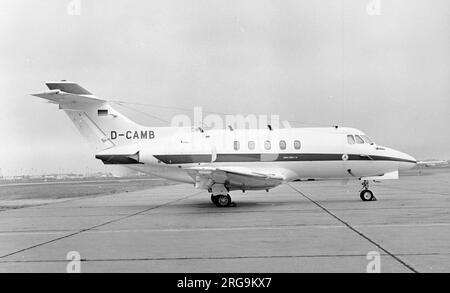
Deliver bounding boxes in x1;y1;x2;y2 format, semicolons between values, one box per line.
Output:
96;126;416;187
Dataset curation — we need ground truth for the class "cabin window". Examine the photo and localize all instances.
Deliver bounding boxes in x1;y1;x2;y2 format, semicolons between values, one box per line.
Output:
233;141;240;150
264;140;271;150
279;140;286;150
248;141;255;150
294;140;301;150
355;135;364;144
347;135;355;144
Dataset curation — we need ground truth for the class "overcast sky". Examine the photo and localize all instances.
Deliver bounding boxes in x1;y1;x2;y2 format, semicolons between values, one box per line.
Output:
0;0;449;176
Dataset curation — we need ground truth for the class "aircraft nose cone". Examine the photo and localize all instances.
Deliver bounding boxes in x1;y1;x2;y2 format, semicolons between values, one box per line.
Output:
397;151;417;171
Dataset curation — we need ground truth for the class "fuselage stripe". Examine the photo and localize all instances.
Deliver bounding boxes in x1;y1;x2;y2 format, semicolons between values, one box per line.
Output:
152;153;416;165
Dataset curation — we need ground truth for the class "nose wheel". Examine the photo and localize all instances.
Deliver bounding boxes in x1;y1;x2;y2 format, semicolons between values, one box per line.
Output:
360;189;375;201
360;180;376;201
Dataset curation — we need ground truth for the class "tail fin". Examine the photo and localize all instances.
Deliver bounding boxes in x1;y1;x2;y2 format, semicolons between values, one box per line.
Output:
32;81;142;151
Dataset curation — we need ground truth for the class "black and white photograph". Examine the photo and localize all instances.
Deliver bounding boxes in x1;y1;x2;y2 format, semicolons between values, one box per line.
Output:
0;0;449;278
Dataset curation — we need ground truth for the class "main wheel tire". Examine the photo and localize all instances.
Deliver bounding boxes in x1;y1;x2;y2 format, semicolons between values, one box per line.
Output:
360;189;374;201
211;195;218;205
215;194;231;207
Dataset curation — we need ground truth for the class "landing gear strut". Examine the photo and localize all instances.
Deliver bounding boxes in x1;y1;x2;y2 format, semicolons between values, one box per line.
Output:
360;180;376;201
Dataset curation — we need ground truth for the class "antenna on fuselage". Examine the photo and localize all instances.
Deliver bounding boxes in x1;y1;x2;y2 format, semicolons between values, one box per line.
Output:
267;125;273;131
228;125;234;131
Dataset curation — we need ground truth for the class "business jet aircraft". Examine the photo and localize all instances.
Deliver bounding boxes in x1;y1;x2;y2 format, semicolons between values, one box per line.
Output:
33;81;417;207
416;160;448;167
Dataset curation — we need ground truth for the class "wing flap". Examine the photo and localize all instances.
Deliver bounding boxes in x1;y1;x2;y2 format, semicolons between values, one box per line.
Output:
187;166;285;191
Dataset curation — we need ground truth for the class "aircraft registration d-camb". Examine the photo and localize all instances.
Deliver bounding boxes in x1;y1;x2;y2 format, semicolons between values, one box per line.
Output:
33;81;417;207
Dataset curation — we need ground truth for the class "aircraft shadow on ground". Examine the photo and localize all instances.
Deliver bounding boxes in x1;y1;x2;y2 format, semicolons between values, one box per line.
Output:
174;198;366;210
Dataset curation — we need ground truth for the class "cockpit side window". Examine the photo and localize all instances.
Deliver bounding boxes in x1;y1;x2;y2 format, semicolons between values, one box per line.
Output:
347;135;355;144
355;135;364;144
361;135;374;145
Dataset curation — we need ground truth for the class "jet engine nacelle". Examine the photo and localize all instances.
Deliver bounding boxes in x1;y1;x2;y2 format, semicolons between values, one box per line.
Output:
95;143;159;165
95;140;213;165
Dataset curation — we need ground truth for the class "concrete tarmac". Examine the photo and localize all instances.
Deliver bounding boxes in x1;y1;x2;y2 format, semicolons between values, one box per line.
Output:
0;170;449;273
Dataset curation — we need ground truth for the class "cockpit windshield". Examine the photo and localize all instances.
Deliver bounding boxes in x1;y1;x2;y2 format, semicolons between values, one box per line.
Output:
361;135;375;145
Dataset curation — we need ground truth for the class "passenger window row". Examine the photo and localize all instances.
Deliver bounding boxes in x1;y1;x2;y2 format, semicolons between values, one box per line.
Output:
233;140;301;151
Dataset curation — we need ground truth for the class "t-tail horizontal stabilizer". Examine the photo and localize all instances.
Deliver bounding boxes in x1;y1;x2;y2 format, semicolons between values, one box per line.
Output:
31;81;142;150
32;81;105;107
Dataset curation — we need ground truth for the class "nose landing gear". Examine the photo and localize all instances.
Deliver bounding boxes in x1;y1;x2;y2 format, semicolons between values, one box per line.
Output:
360;180;376;201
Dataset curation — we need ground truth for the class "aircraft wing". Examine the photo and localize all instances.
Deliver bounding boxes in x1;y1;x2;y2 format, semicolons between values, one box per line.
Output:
186;166;286;191
360;170;399;181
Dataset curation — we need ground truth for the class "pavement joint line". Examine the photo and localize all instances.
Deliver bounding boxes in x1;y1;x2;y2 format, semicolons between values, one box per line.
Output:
287;183;419;273
3;222;450;236
0;191;202;260
0;252;447;264
2;202;447;219
120;204;450;216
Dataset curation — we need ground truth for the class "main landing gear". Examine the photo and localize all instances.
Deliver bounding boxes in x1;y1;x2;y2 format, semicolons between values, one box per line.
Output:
211;194;235;207
360;180;376;201
211;194;236;207
210;184;236;207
